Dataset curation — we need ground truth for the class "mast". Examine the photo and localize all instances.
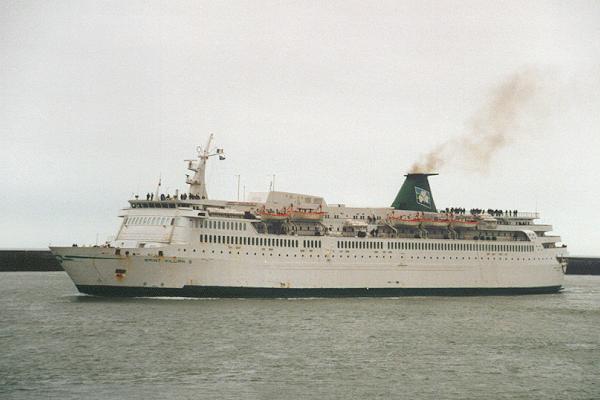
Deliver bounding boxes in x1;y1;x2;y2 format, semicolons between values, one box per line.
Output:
185;134;225;199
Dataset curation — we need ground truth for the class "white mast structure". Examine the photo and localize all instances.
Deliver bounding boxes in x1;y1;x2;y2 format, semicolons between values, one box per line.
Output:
185;134;225;199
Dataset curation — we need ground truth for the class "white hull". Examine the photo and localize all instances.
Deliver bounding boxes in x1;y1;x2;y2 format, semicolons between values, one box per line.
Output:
51;240;564;296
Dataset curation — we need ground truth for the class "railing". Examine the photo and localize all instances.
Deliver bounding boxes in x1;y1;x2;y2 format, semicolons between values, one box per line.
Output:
512;212;540;219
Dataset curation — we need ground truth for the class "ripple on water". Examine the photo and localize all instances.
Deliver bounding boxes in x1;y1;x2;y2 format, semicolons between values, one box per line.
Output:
0;272;599;400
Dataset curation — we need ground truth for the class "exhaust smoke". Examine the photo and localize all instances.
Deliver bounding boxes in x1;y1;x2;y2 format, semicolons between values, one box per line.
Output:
410;69;540;173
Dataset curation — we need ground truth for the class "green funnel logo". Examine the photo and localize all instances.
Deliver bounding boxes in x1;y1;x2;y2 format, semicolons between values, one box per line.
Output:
415;187;432;208
391;173;437;212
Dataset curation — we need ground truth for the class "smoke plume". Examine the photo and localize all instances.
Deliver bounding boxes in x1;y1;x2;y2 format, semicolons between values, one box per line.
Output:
409;69;540;173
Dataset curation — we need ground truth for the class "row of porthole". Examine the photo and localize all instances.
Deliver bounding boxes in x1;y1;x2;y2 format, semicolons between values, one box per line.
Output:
172;249;552;262
180;246;551;260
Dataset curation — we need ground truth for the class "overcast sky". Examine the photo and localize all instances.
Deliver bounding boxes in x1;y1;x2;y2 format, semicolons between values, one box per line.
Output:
1;1;599;255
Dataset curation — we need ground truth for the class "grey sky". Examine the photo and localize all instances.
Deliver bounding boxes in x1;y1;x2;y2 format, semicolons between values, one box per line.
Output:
1;1;599;255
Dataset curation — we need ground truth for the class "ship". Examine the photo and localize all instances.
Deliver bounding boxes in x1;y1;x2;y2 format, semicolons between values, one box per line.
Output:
50;135;568;297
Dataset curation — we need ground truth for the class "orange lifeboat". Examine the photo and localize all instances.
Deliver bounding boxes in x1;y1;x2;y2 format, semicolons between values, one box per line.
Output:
257;209;290;221
421;218;451;228
289;209;326;221
386;215;422;227
450;218;478;229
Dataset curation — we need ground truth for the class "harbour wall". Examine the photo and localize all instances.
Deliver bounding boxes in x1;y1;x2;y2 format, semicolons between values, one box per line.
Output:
0;250;62;272
565;257;600;275
0;250;599;275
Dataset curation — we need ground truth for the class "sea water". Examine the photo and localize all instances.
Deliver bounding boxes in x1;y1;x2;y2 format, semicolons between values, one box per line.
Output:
1;272;599;399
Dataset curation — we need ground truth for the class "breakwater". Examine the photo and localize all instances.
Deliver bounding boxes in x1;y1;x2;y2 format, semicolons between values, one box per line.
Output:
1;250;599;274
566;257;600;275
0;250;62;272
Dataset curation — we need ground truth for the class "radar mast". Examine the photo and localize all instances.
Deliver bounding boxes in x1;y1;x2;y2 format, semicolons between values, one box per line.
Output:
185;134;225;199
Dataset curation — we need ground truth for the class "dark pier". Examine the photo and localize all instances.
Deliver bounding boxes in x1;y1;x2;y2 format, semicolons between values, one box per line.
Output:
565;257;600;275
0;249;599;275
0;250;62;272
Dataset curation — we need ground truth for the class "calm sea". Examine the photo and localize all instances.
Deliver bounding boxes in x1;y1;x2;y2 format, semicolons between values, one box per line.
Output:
1;272;599;399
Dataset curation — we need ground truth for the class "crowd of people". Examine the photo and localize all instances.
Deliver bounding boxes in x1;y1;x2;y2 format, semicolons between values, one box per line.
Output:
445;207;519;217
134;192;207;201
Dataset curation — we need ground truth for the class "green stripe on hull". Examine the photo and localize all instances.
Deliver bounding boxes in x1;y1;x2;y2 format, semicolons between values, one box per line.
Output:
60;255;120;260
75;285;563;298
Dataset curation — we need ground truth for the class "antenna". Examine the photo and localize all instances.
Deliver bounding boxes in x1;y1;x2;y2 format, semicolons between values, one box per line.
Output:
154;174;162;199
267;174;276;192
235;174;241;201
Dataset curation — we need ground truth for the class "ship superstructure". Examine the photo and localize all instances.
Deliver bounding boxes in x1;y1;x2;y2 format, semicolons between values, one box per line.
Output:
51;137;568;297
